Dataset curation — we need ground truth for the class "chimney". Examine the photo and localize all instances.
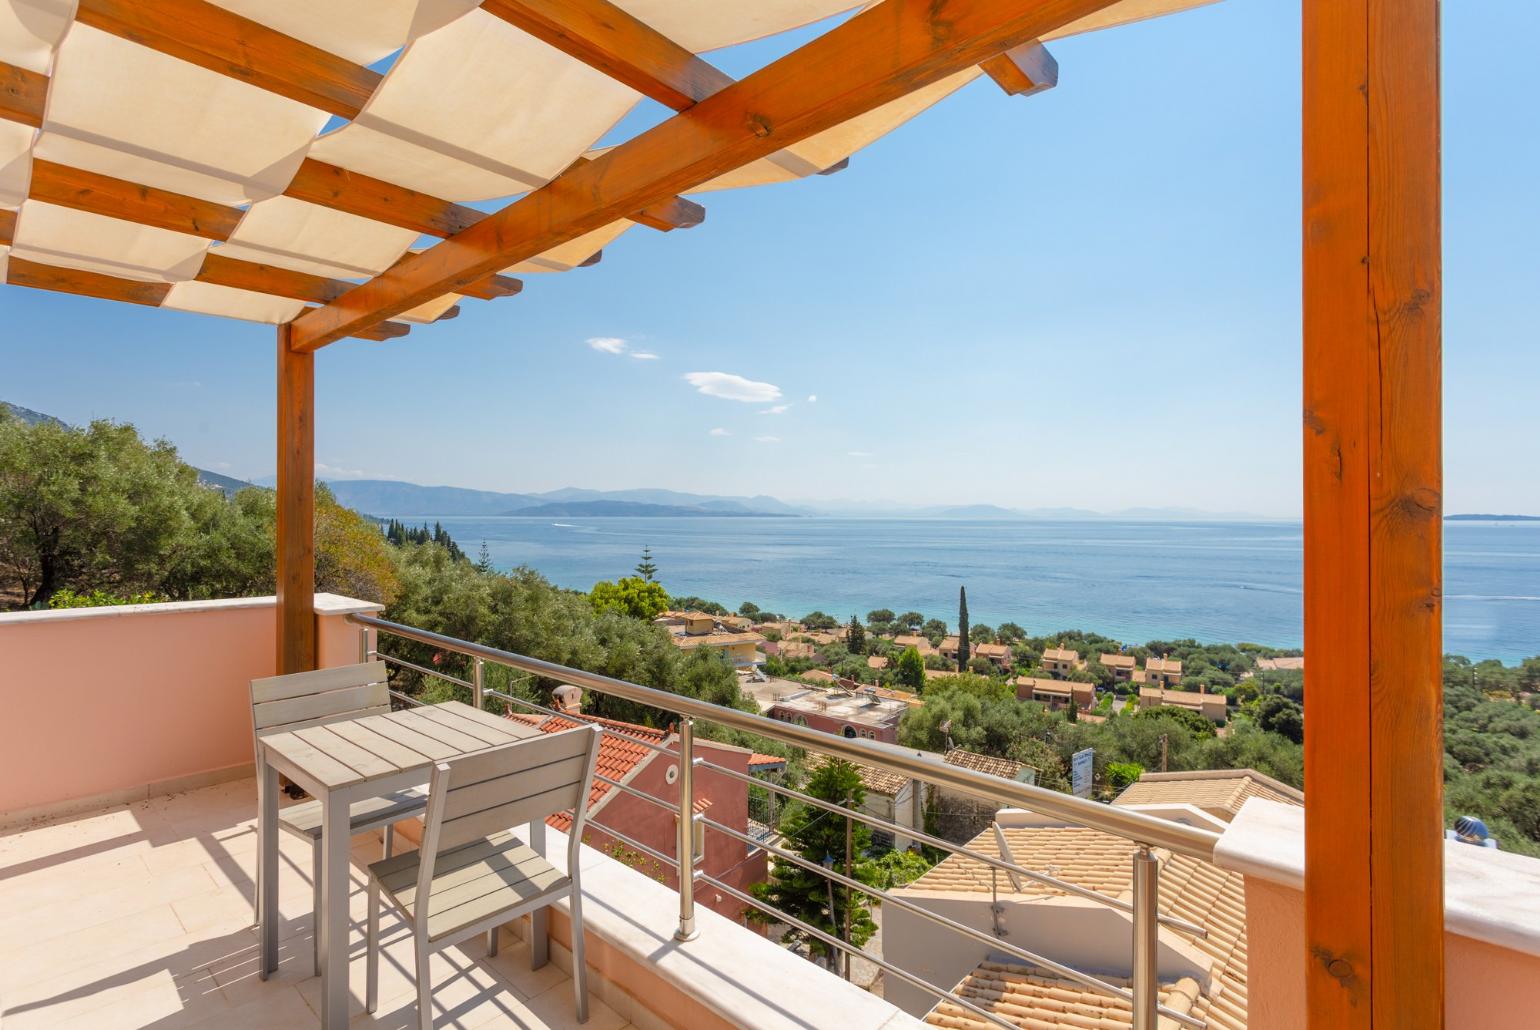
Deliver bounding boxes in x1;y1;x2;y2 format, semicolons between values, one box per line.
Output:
553;683;582;715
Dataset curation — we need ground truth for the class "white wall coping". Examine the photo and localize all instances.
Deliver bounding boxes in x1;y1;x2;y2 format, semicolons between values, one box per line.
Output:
0;592;383;625
534;824;924;1030
1215;798;1540;958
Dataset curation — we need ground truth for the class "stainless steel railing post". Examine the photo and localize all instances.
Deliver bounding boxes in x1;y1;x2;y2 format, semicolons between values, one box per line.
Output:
675;717;699;941
358;624;374;663
472;657;484;710
1132;845;1159;1030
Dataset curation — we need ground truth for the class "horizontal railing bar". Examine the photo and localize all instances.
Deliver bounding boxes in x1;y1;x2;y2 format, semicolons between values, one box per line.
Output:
387;689;425;707
697;758;1205;937
700;814;1200;1027
698;872;1020;1030
353;614;1218;859
376;650;475;690
484;689;678;756
593;773;681;815
593;822;681;872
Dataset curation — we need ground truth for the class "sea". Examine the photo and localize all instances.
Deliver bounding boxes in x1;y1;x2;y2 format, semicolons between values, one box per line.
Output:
414;516;1540;664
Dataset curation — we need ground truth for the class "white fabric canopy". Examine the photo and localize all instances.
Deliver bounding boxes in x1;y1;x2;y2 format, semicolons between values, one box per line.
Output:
11;200;207;281
219;195;419;279
0;0;73;74
162;279;306;324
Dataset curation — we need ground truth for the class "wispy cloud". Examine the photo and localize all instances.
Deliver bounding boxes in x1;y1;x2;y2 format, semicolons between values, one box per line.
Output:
631;351;660;360
683;372;782;403
587;336;628;355
807;394;818;403
316;461;387;479
759;404;790;415
848;450;873;458
754;435;781;444
709;427;731;437
207;460;232;470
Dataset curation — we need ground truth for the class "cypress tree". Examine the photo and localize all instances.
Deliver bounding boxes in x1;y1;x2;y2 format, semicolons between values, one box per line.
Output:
958;585;970;669
635;546;658;582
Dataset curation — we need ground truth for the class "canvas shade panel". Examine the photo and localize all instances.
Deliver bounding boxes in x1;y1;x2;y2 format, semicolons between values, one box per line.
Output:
308;8;640;202
0;118;31;208
208;0;480;66
39;24;330;205
502;219;631;274
10;200;208;280
161;279;306;324
218;195;420;279
0;0;74;74
397;291;461;323
612;0;866;53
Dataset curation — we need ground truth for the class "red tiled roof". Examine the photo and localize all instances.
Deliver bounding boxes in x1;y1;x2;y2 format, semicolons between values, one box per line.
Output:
505;710;671;831
748;753;786;768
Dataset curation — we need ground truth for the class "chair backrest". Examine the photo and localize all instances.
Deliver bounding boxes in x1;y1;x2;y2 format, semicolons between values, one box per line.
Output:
249;661;392;739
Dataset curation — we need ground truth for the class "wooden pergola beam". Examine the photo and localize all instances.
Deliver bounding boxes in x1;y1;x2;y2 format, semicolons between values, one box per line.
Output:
1302;0;1443;1025
75;0;380;120
481;0;734;112
0;207;14;246
30;159;244;241
6;256;172;307
981;41;1058;97
193;253;433;332
283;158;485;239
289;0;1122;352
0;60;46;127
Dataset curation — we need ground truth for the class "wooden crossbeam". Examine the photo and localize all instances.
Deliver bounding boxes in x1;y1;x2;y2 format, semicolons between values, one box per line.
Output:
288;0;1123;351
481;0;734;112
195;251;347;304
0;207;14;246
75;0;380;120
0;60;46;127
981;41;1058;97
30;159;244;241
5;256;172;307
284;158;484;238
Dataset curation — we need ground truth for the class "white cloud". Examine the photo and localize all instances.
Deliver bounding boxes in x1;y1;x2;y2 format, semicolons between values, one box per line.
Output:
754;435;781;444
683;371;782;403
759;404;790;415
587;336;627;354
848;450;873;458
316;461;385;479
807;394;817;403
631;351;659;360
709;427;731;437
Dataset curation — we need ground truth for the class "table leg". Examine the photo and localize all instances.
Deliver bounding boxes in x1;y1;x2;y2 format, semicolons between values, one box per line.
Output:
529;818;549;969
258;759;279;979
319;791;350;1028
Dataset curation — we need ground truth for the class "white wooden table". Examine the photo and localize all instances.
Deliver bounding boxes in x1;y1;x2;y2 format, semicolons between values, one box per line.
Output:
256;700;542;1028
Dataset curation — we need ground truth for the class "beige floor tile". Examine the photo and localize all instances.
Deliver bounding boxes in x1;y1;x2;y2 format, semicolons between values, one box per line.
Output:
484;930;569;1001
181;984;317;1029
0;861;220;947
511;976;626;1030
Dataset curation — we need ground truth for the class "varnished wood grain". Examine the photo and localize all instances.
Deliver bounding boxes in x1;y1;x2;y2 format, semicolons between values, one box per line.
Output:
0;59;45;128
980;41;1058;97
284;159;485;238
289;0;1124;351
481;0;734;111
275;323;316;673
5;256;172;307
0;207;14;246
76;0;381;120
29;159;244;241
1302;0;1443;1025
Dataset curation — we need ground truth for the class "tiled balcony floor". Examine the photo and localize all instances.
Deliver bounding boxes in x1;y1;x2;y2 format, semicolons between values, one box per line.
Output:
0;778;627;1029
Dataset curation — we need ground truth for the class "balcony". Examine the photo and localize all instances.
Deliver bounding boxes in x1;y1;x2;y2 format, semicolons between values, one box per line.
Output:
3;596;1537;1030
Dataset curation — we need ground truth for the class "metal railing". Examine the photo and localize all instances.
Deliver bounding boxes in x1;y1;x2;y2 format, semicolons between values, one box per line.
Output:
353;614;1220;1030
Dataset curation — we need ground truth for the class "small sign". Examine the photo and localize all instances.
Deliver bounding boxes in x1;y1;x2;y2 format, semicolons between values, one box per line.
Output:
1071;748;1094;798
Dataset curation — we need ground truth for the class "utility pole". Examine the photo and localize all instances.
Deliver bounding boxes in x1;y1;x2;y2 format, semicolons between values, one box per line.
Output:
843;793;854;981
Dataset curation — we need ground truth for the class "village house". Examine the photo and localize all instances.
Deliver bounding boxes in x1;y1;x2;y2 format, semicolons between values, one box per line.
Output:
1039;645;1083;678
805;754;921;851
1139;685;1229;724
866;654;889;671
1013;675;1095;712
656;609;766;668
1255;654;1305;672
926;748;1036;844
973;642;1013;669
1098;652;1137;681
1136;655;1183;687
892;634;937;657
766;688;906;744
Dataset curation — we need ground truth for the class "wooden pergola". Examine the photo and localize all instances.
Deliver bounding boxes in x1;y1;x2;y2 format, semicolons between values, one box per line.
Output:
0;0;1443;1025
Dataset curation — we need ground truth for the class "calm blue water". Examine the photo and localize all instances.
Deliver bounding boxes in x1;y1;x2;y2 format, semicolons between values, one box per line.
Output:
417;517;1540;663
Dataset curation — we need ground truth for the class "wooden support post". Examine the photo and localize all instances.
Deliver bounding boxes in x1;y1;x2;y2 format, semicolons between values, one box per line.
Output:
275;323;316;673
1302;0;1442;1026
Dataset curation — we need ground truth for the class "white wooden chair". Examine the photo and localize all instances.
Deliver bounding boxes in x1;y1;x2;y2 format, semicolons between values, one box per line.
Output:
364;724;604;1029
249;661;429;976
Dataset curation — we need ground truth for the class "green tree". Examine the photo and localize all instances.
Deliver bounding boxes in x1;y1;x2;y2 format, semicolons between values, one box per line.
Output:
802;610;838;630
1252;695;1304;744
634;546;658;583
895;611;924;633
957;586;970;669
845;614;866;654
749;760;879;964
866;608;895;634
894;645;926;691
739;600;761;618
589;576;670;621
1134;705;1218;738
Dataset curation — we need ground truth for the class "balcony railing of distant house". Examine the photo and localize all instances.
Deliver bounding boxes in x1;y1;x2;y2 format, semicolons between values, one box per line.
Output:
352;614;1222;1030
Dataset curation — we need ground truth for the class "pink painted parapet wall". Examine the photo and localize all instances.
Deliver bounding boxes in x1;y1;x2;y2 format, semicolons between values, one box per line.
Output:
0;593;381;822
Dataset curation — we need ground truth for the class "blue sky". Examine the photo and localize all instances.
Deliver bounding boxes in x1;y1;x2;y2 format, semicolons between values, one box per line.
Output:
2;1;1535;518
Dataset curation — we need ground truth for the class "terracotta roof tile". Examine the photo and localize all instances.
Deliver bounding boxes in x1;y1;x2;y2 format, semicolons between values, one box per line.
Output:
944;748;1026;781
1112;769;1303;819
505;711;669;832
806;752;910;797
1099;653;1137;669
925;963;1202;1030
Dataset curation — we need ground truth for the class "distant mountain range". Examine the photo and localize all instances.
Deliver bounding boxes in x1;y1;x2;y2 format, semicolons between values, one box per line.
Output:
2;400;254;497
1446;514;1540;522
292;479;809;518
508;501;794;518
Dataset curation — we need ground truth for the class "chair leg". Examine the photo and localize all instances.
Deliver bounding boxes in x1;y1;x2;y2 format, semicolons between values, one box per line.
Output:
486;926;499;958
415;941;434;1030
366;877;380;1013
568;894;589;1024
383;823;395;859
311;843;323;978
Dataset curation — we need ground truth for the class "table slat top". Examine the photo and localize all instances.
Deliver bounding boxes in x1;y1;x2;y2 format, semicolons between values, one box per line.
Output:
259;701;538;790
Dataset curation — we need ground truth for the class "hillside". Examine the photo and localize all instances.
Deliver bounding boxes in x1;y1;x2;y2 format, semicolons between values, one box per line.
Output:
507;500;793;517
314;479;802;517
